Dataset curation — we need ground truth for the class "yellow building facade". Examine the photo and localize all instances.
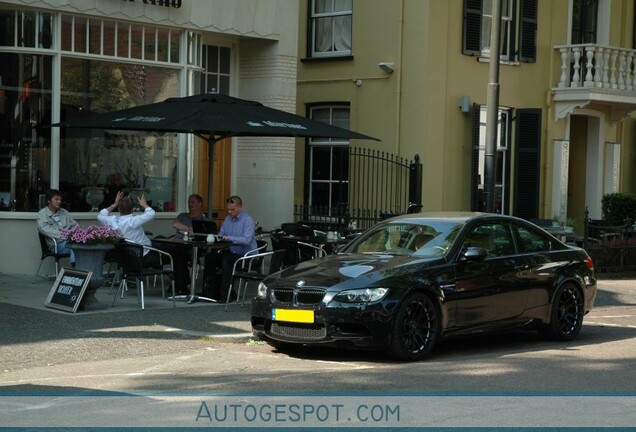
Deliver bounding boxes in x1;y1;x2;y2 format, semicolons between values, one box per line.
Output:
296;0;636;231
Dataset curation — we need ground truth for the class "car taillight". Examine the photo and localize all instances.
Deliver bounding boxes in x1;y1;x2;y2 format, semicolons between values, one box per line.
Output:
584;257;594;270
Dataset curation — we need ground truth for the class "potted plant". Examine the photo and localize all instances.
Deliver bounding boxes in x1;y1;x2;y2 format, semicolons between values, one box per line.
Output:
565;217;577;233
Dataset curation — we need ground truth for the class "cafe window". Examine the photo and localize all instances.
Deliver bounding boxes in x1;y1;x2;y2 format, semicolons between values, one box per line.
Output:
0;53;53;211
309;0;352;58
0;8;54;49
58;57;180;212
200;45;231;95
307;105;350;213
60;15;182;64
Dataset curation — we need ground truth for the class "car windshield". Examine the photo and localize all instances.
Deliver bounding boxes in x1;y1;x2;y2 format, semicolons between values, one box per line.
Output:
344;219;464;257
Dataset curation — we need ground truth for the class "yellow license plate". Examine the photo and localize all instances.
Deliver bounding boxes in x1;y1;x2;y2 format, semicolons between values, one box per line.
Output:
272;308;314;324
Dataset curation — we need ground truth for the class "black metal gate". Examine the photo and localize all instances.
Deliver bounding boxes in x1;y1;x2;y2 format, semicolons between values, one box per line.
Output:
294;147;422;231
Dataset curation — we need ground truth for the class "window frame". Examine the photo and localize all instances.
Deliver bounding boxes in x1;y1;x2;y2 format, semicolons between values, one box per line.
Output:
462;0;537;63
306;104;351;213
470;106;512;215
307;0;353;59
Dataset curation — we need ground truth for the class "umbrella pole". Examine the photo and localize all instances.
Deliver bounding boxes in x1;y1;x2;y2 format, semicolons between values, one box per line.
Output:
207;137;216;219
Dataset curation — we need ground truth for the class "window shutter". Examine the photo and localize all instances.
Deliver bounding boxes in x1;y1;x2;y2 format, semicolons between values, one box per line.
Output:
463;0;482;56
470;104;481;211
519;0;537;62
514;109;541;218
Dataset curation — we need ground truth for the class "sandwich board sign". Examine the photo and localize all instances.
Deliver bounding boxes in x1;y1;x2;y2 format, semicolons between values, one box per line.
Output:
45;268;92;313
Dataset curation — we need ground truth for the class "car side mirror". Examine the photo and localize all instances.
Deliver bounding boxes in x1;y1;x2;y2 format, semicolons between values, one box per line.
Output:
461;246;488;261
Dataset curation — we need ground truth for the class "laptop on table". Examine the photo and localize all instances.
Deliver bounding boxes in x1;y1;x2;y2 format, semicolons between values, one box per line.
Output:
191;220;218;238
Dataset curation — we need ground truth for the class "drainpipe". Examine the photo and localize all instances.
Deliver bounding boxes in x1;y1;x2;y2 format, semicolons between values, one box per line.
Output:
484;0;502;213
394;0;404;155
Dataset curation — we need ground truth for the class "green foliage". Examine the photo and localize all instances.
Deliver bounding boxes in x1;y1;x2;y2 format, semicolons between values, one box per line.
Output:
601;193;636;222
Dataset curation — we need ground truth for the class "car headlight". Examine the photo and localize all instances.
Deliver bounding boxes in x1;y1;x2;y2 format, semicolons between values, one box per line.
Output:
333;287;389;303
257;282;268;298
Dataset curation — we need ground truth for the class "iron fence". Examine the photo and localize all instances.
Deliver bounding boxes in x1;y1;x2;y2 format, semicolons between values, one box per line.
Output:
294;147;422;232
583;211;636;273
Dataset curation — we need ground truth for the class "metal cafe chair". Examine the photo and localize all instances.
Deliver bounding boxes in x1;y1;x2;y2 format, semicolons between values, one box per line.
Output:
224;249;286;311
111;241;176;310
297;241;327;260
33;231;71;283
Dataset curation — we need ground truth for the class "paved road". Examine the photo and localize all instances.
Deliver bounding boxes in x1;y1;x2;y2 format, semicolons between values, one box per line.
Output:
1;278;634;393
1;277;635;429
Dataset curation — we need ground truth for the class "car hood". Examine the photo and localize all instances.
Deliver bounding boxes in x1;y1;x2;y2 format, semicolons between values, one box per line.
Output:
267;253;445;290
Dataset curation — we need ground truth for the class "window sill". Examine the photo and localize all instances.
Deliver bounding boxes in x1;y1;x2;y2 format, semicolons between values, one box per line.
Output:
301;55;354;63
477;57;520;67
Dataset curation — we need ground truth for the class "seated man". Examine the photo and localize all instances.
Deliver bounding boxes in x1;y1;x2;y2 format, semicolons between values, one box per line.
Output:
97;191;160;266
168;194;209;295
37;189;78;266
203;195;257;302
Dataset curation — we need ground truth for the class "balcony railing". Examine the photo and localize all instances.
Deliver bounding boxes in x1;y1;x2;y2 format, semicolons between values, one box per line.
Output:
555;44;636;90
552;44;636;120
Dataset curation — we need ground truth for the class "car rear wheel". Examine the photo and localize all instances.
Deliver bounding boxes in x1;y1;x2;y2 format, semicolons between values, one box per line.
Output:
540;282;584;341
385;292;440;361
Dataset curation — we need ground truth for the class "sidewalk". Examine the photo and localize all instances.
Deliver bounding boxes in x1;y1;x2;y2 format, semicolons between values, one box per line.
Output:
0;271;253;336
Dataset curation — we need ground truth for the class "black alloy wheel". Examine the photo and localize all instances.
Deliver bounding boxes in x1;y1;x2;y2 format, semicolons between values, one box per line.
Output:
385;292;440;361
540;283;584;341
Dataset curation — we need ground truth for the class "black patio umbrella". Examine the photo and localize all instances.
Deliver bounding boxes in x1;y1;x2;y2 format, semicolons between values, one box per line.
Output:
52;93;379;211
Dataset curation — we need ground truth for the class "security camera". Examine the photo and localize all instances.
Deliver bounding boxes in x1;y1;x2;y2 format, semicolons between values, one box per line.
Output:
378;62;395;74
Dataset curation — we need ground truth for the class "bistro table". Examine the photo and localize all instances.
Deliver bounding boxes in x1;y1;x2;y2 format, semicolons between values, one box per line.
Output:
152;237;230;303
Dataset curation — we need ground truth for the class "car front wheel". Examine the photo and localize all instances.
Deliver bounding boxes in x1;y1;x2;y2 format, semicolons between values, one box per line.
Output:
540;282;584;341
385;292;440;361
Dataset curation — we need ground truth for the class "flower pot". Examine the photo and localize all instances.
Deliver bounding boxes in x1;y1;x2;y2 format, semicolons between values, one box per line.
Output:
68;243;115;311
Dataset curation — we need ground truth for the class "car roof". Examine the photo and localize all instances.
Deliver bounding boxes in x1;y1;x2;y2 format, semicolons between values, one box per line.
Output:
385;211;508;224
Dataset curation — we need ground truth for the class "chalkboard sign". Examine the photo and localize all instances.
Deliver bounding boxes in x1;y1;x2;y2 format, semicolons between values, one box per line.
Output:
44;268;92;313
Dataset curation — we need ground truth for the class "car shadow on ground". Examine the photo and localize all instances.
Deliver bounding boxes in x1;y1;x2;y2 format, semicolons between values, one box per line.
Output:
266;322;634;364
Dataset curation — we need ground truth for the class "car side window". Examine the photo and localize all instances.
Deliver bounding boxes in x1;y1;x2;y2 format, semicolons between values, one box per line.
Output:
463;222;515;258
515;224;551;253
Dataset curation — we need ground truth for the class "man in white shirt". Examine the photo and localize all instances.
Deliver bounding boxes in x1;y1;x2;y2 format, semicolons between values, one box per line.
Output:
98;191;159;265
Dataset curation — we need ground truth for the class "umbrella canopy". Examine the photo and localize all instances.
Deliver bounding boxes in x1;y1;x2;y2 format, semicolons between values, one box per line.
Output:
52;93;378;141
52;93;378;214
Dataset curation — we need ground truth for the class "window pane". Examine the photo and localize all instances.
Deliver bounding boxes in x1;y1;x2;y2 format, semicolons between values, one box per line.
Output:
103;20;116;56
0;53;52;211
310;183;330;207
219;46;230;74
331;108;350;129
219;75;230;94
206;76;218;93
311;147;332;180
331;181;348;204
89;19;101;55
130;24;143;59
314;0;332;14
169;30;180;63
0;10;16;46
18;11;36;47
117;22;129;57
74;16;87;53
61;15;72;51
332;147;349;180
157;27;169;62
59;57;180;211
207;45;218;72
38;13;53;49
144;26;155;61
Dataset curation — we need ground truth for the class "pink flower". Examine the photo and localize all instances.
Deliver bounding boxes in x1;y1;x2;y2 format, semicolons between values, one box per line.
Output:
61;225;122;245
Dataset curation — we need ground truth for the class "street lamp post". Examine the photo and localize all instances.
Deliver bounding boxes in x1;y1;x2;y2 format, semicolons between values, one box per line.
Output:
484;0;502;213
